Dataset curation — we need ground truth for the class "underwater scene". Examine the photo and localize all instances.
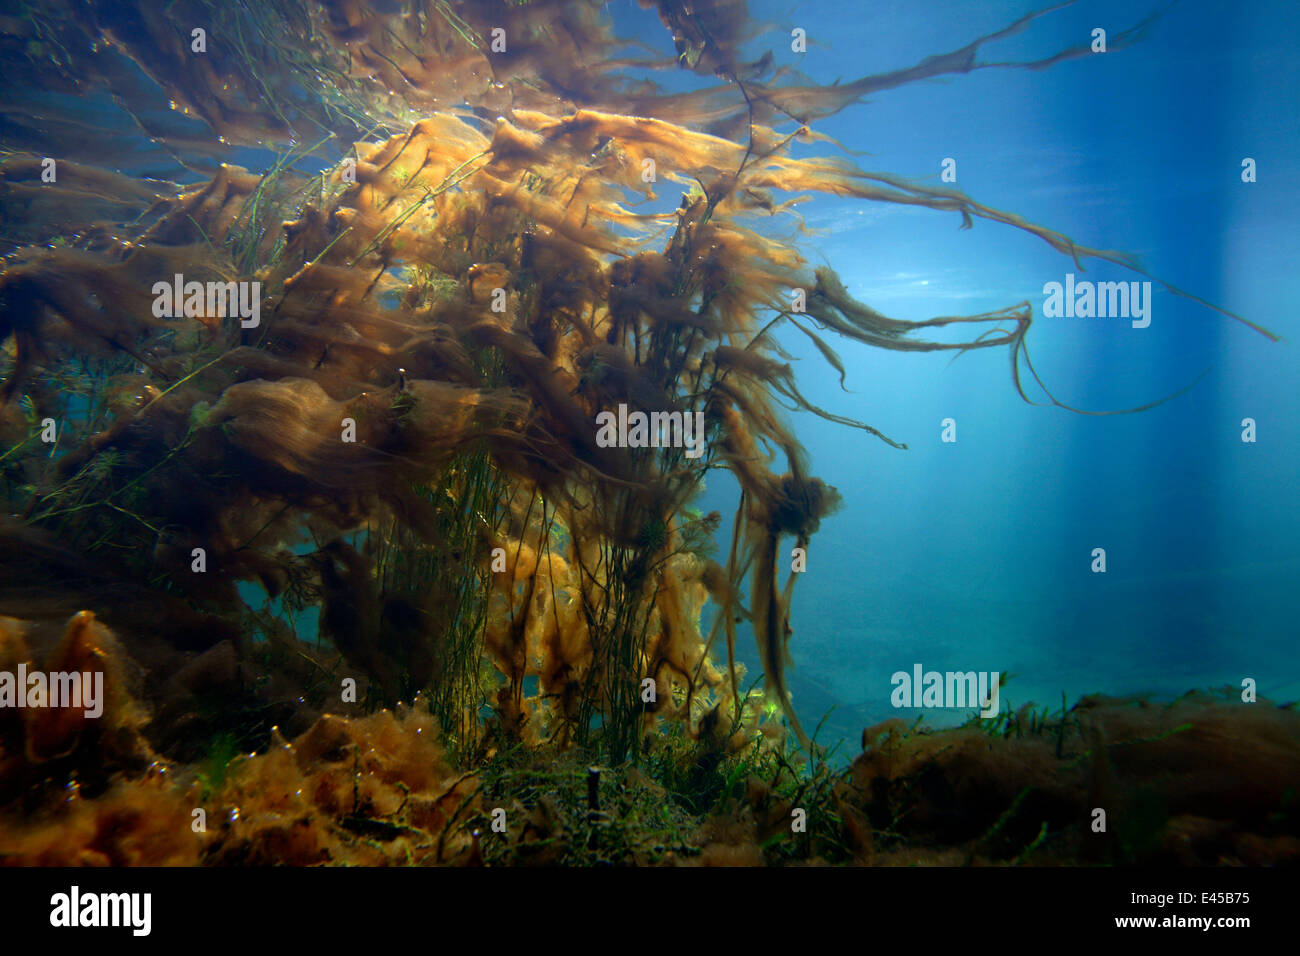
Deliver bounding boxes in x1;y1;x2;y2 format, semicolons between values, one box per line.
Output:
0;0;1297;893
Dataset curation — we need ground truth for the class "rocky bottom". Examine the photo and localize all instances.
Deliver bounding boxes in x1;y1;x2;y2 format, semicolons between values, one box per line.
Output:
2;614;1297;866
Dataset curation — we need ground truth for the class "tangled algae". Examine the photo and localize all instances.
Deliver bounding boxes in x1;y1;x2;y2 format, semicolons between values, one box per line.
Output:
0;0;1285;866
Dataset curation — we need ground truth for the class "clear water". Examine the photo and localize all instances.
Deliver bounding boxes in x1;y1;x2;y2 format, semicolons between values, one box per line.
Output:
681;0;1300;744
6;0;1297;749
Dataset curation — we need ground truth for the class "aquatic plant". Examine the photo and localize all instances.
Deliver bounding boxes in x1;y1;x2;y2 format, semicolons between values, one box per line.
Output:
0;0;1276;785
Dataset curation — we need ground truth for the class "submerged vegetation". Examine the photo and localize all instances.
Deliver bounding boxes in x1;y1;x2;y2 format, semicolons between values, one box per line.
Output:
0;0;1289;865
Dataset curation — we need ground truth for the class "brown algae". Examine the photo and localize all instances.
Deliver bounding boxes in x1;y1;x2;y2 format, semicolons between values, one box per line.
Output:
0;0;1288;866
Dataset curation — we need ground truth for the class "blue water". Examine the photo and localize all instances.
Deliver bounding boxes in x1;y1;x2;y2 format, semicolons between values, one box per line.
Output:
620;0;1300;743
203;0;1299;750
